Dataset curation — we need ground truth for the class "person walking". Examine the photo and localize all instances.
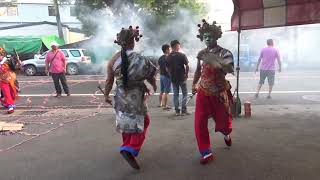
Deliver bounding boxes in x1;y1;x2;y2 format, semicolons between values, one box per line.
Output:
104;26;157;170
0;47;19;114
255;39;281;99
158;44;172;110
45;41;70;97
166;40;189;116
192;20;234;164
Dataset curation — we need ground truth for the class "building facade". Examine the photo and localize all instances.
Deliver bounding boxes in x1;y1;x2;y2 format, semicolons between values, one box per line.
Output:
0;0;81;28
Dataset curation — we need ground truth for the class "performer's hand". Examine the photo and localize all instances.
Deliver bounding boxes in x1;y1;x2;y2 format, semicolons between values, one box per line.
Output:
255;68;258;74
184;74;188;81
152;84;157;93
192;84;197;94
105;96;112;105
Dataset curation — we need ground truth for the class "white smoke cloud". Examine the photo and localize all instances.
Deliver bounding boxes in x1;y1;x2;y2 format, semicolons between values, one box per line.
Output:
218;24;320;71
83;1;320;73
81;3;210;74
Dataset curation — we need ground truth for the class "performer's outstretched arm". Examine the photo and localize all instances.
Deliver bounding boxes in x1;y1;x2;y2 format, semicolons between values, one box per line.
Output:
147;77;157;92
104;52;120;104
192;58;201;93
105;74;114;97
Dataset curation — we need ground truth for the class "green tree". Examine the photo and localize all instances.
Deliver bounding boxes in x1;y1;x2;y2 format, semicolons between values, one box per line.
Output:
70;0;207;36
135;0;207;25
178;0;207;17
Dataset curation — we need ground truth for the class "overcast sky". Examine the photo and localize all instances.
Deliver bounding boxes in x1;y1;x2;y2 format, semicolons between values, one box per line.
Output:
205;0;234;31
10;0;235;30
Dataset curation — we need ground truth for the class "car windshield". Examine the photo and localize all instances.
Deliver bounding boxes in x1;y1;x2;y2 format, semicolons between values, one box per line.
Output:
40;52;47;58
82;49;89;56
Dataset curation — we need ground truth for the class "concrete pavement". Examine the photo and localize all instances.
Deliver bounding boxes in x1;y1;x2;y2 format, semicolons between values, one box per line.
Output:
0;104;320;180
0;72;320;179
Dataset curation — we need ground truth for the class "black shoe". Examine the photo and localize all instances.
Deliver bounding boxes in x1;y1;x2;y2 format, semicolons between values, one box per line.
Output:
120;150;140;170
181;112;191;116
163;106;171;111
55;94;62;98
254;93;259;98
267;95;272;99
66;93;71;96
224;136;232;147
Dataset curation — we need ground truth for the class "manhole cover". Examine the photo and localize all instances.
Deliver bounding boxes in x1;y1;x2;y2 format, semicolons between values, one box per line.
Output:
302;95;320;102
20;111;48;115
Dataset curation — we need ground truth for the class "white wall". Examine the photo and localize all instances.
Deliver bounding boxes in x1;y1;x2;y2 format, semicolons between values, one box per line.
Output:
17;0;52;3
0;3;81;28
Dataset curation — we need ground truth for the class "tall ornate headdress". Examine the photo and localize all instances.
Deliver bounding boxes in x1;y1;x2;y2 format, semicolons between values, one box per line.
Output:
114;26;143;48
197;19;222;41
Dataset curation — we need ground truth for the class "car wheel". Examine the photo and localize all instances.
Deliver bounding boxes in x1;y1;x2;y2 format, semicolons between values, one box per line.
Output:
24;65;37;76
67;63;79;75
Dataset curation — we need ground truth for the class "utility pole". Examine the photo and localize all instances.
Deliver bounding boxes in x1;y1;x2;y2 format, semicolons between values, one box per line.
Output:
53;0;64;40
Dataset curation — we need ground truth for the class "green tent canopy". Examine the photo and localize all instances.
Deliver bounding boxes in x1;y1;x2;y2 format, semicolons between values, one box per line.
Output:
41;35;65;49
0;35;65;54
0;36;42;54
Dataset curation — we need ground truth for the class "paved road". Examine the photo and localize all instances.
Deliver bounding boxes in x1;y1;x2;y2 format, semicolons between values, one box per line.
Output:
15;71;320;109
18;71;320;95
0;72;319;180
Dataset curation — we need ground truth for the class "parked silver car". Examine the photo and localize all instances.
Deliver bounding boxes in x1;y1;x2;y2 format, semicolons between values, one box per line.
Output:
22;49;91;76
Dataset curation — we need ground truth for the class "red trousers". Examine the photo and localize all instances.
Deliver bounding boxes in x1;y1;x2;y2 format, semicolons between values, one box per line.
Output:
120;114;150;157
0;82;15;108
195;89;232;156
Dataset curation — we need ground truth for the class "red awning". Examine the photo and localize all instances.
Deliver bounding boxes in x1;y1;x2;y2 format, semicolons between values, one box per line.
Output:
231;0;320;31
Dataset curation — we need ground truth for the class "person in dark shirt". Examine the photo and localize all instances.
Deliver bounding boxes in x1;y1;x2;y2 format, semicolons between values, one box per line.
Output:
158;44;172;110
166;40;189;115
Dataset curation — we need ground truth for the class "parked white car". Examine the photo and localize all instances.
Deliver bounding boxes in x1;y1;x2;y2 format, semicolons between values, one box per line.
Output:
22;49;91;76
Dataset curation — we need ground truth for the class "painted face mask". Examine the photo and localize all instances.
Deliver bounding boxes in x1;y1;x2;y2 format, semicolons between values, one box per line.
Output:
203;32;217;47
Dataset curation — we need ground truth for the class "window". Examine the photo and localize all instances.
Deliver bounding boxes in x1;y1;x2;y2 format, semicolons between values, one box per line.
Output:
70;50;81;57
82;50;89;56
70;6;76;17
7;6;18;16
48;6;56;16
62;50;69;57
0;6;18;16
39;52;47;59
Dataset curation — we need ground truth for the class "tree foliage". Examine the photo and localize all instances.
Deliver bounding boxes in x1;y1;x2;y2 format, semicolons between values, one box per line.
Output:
67;0;207;36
